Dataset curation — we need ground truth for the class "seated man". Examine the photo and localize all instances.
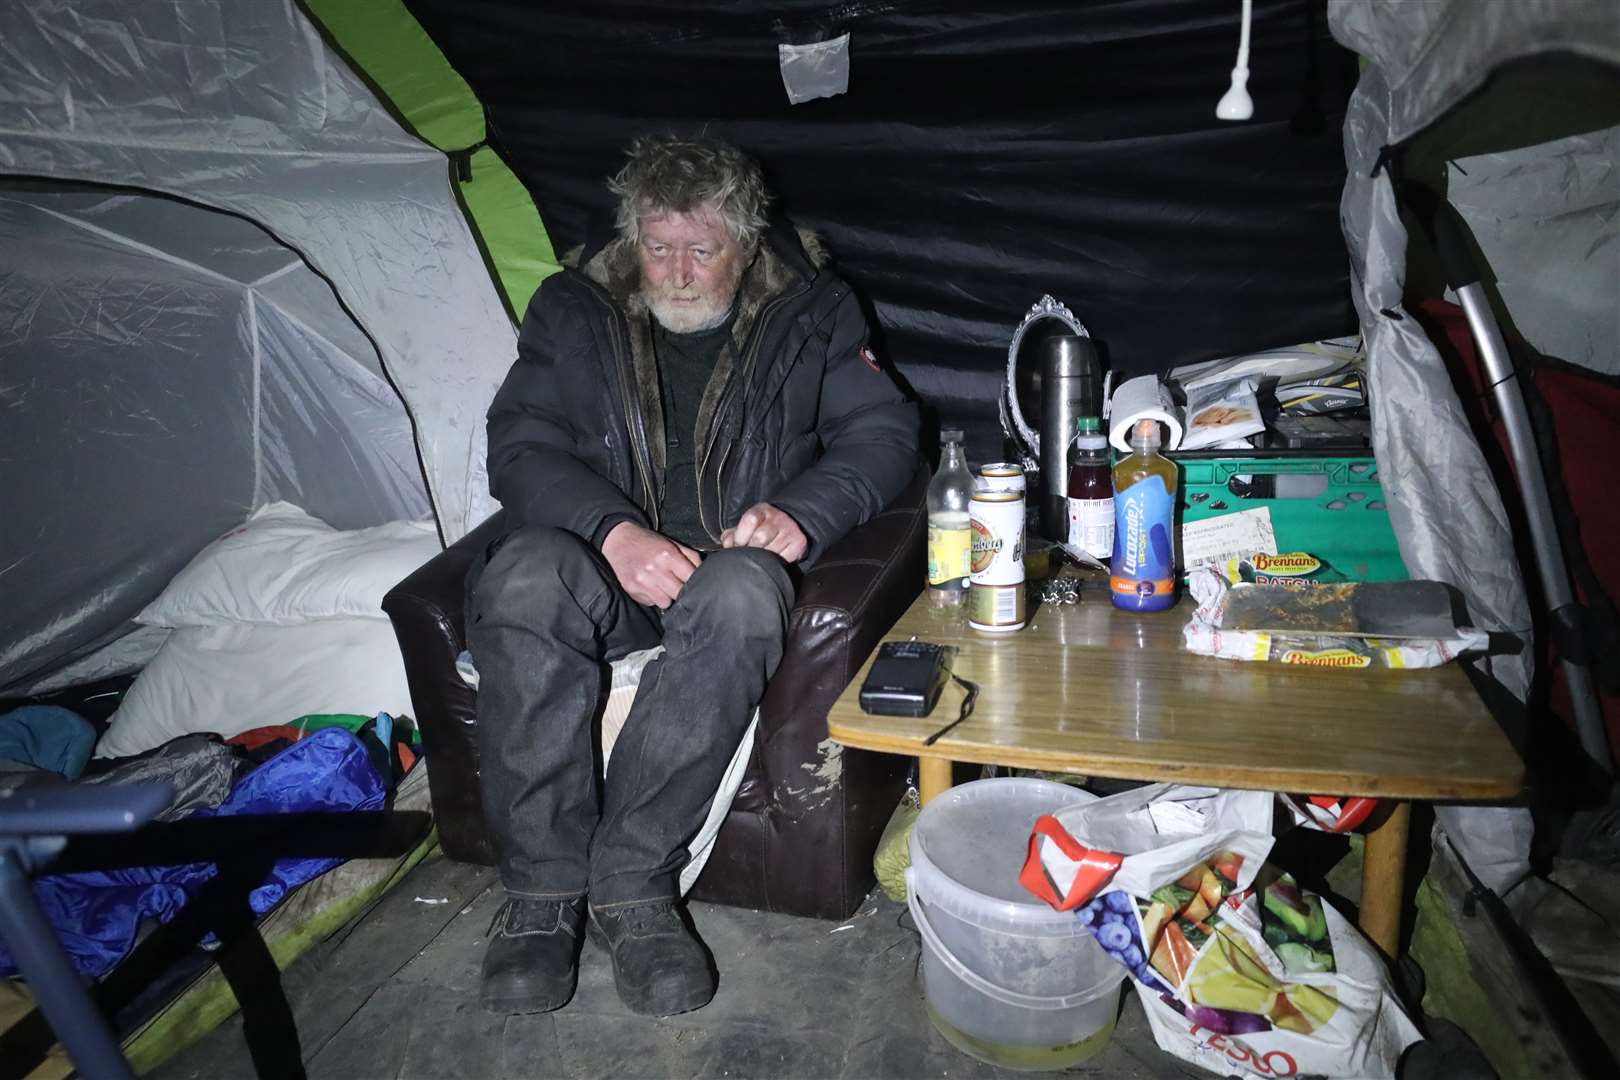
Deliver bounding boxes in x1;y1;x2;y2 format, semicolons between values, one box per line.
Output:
468;133;918;1017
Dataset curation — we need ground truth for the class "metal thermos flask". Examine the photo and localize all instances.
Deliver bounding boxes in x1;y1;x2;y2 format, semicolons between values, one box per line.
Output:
1039;335;1102;541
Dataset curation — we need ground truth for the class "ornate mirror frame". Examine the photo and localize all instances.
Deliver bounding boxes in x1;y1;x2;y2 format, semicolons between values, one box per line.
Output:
999;294;1091;474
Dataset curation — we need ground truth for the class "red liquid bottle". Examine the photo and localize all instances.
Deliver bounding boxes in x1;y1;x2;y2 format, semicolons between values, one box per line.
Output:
1065;416;1114;561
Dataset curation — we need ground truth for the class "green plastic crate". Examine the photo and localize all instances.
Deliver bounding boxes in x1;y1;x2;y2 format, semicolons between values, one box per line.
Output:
1175;452;1407;581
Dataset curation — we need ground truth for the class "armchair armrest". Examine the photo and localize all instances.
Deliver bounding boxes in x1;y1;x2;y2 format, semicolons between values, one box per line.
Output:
385;511;508;650
382;511;508;864
700;461;924;914
754;461;928;774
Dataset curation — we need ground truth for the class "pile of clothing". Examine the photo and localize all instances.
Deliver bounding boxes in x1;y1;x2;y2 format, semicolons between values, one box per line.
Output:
0;704;414;981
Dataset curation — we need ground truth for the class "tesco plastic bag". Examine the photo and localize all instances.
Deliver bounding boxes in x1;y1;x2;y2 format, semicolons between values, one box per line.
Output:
1021;784;1420;1078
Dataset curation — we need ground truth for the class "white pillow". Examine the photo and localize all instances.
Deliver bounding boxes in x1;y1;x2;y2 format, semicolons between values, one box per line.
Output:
137;502;441;628
95;617;414;759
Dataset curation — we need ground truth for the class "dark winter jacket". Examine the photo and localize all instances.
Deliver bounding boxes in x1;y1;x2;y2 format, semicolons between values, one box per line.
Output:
485;219;919;565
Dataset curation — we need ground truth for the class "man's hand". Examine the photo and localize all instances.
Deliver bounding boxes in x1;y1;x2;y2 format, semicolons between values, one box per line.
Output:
721;503;808;563
601;522;702;609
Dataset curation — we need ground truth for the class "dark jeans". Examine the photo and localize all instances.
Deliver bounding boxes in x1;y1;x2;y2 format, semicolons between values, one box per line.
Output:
466;526;793;908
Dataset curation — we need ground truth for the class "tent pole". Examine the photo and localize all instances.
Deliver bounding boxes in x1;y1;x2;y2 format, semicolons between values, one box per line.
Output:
1413;186;1612;776
1451;279;1611;775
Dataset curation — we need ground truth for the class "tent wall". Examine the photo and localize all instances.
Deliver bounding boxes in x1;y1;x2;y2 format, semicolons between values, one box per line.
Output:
301;0;562;317
405;0;1361;454
1330;0;1620;147
1;0;529;687
2;195;256;691
252;299;433;523
0;0;514;542
0;188;430;692
1442;126;1618;377
1329;0;1620;891
1333;0;1620;377
1329;0;1620;711
1334;75;1534;704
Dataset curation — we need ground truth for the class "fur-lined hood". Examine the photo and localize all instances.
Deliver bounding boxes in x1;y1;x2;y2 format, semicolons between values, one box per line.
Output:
560;220;829;312
554;219;834;541
487;214;917;563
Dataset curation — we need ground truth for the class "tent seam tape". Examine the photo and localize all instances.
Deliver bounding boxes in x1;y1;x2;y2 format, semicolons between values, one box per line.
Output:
249;291;263;508
258;294;400;403
27;201;399;457
27;203;246;288
0;128;442;163
249;260;305;288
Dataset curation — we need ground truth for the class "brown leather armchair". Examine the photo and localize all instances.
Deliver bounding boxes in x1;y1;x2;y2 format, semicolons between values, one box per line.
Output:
382;464;926;920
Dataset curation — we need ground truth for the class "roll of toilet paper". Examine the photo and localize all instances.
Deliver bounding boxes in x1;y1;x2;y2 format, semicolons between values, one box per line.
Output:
1107;374;1184;453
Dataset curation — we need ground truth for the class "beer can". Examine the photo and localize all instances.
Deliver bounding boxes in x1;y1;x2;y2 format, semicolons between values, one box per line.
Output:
975;462;1026;495
968;489;1026;632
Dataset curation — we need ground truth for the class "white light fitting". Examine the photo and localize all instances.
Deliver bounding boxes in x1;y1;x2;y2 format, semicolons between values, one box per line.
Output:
1216;0;1254;121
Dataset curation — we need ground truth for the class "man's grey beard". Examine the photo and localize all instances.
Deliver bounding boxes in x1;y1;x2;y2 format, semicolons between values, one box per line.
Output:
646;291;736;334
642;260;744;334
644;291;735;333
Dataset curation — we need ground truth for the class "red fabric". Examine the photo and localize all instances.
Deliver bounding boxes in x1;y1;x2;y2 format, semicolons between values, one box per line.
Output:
226;725;306;750
1411;299;1620;767
226;723;417;772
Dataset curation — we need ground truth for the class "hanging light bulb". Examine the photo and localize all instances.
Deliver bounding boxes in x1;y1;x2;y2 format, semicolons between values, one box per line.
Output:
1216;0;1254;121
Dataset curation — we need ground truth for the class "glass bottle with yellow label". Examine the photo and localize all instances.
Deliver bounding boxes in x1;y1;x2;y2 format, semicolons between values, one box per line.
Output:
926;428;973;607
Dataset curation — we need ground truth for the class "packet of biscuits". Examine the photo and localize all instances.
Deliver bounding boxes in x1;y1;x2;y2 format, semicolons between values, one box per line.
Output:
1179;377;1266;451
1183;552;1487;670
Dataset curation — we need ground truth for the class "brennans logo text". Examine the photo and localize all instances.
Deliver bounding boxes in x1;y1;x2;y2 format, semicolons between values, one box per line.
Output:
1280;649;1371;668
1251;553;1319;575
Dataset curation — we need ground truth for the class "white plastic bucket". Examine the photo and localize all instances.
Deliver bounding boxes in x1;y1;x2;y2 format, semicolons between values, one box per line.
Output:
906;778;1126;1070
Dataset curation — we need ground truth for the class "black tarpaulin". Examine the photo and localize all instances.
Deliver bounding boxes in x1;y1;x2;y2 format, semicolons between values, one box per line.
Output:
407;0;1358;454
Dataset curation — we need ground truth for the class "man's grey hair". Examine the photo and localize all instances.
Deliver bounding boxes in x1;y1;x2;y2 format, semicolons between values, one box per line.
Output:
609;133;772;254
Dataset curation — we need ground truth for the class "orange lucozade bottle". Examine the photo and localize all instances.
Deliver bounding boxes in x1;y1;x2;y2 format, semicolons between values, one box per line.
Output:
1109;418;1178;611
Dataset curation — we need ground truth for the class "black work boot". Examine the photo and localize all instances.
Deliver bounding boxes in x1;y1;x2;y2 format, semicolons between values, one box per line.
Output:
480;896;587;1014
587;902;716;1016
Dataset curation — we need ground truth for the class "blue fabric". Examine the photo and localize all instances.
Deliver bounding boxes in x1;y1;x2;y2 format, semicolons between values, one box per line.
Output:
0;705;96;778
0;727;386;980
371;711;393;753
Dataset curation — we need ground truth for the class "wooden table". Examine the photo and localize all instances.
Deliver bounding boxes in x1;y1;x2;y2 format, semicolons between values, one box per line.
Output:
826;587;1523;958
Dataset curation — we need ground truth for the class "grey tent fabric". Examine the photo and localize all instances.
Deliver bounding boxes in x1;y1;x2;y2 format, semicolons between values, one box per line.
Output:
0;188;431;690
1330;0;1620;147
1339;68;1539;891
0;0;515;690
1446;126;1619;376
1329;0;1620;892
1336;66;1533;701
19;627;174;698
1330;0;1620;378
0;0;511;536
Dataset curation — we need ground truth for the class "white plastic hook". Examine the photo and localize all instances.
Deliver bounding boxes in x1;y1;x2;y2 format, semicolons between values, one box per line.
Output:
1216;0;1254;121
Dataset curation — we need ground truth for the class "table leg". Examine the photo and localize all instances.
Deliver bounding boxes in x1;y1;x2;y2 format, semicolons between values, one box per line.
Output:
1360;801;1411;960
918;757;953;806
